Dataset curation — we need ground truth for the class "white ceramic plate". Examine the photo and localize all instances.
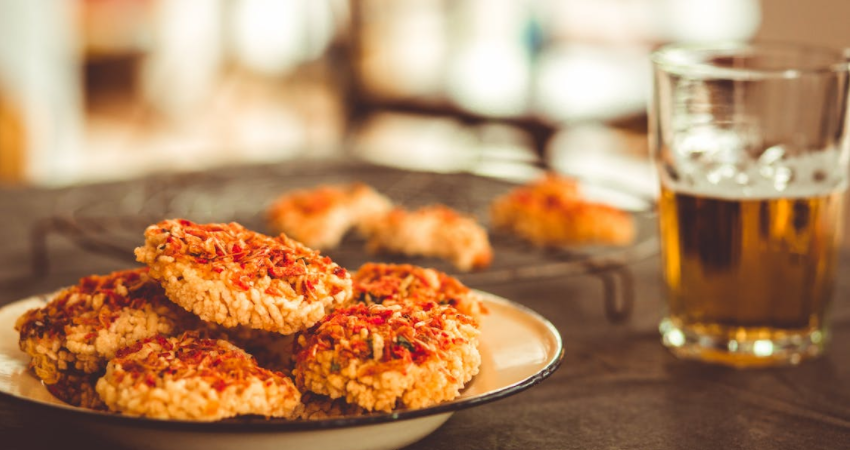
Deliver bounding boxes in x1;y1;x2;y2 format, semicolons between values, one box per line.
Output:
0;291;563;450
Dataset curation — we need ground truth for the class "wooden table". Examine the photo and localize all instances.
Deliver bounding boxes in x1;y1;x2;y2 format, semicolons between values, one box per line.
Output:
1;162;848;450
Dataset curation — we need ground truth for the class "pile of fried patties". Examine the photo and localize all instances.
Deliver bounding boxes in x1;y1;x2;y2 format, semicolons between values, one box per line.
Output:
15;217;484;422
14;176;633;422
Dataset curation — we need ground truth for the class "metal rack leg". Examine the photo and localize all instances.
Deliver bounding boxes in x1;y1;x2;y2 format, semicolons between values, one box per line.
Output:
593;265;635;323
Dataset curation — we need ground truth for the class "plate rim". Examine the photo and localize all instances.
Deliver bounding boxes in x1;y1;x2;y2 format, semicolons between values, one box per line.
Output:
0;290;564;433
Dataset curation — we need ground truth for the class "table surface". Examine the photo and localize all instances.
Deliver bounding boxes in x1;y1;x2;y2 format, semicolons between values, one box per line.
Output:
1;162;849;450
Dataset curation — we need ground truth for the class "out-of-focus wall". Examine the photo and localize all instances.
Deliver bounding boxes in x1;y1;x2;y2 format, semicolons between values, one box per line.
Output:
10;1;834;187
757;0;850;48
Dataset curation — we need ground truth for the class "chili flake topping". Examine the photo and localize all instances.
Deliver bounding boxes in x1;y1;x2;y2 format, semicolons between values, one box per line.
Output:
110;332;286;390
97;331;302;420
296;302;474;367
135;219;352;334
16;268;176;341
351;263;485;322
140;219;348;293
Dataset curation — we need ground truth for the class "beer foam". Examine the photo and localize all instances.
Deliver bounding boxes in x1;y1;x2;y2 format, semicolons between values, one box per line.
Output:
661;149;849;199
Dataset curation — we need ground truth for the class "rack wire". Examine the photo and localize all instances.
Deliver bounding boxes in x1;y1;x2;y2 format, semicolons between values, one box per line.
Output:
30;159;657;323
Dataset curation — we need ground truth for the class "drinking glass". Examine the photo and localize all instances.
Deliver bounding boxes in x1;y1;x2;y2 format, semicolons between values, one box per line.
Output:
649;42;850;366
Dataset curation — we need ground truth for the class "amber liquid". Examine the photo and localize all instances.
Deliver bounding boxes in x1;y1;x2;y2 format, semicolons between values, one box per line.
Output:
659;184;845;365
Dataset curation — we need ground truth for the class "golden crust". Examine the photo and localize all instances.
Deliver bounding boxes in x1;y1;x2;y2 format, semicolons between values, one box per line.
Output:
361;205;493;272
490;173;635;247
267;183;393;250
15;268;197;385
351;263;485;322
95;332;302;421
135;219;353;334
293;303;480;412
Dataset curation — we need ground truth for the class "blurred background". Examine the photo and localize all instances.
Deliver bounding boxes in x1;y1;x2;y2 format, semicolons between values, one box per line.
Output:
0;0;844;189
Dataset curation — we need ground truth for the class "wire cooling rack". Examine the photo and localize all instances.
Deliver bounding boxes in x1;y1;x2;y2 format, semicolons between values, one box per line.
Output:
30;159;657;322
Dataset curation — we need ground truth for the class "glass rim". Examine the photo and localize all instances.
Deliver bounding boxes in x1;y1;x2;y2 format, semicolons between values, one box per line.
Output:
651;41;850;80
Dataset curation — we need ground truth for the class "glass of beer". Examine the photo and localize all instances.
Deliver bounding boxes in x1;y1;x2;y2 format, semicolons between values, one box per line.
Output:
649;42;850;367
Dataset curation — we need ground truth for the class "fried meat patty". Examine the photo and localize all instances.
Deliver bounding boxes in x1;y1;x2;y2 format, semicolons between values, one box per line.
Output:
293;302;480;412
96;332;301;420
267;183;392;250
360;205;493;272
490;173;635;247
135;219;352;334
15;268;196;386
351;263;484;321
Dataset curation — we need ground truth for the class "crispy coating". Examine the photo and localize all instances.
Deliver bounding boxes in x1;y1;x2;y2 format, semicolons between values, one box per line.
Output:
293;303;480;412
15;268;197;387
351;263;484;322
135;219;352;334
360;205;493;272
490;173;635;247
95;332;302;421
267;183;393;250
